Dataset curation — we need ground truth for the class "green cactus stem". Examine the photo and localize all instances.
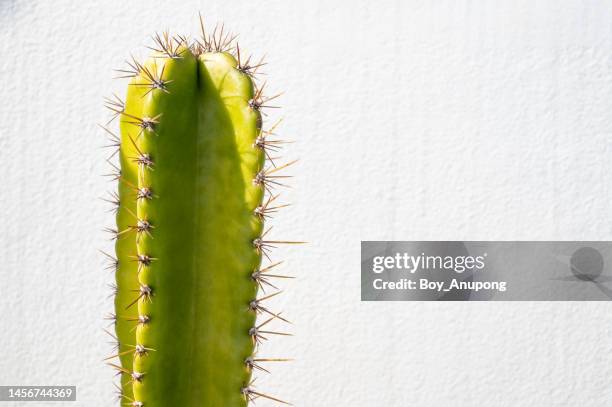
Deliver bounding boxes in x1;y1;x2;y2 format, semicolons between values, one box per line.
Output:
103;24;298;406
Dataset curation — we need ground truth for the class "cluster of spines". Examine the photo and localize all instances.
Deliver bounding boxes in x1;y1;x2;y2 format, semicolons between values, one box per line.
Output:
101;17;301;406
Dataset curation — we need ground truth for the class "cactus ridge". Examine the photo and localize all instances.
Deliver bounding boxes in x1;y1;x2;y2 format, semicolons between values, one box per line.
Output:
102;17;299;406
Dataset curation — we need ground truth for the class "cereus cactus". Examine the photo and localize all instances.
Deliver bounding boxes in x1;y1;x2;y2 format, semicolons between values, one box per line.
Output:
101;20;298;406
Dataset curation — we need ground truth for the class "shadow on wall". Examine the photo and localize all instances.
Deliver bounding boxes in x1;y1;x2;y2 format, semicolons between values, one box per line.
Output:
0;0;18;18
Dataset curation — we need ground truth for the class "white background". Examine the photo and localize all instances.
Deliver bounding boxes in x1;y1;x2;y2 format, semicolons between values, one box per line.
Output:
2;0;612;405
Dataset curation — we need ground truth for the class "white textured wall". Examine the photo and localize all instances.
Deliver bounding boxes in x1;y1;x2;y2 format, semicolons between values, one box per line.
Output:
1;0;612;405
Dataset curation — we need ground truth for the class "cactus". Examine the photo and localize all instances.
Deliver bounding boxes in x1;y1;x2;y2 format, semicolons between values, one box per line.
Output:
102;21;298;406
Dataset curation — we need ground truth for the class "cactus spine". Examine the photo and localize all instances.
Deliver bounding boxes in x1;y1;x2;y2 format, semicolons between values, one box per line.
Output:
103;23;297;406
